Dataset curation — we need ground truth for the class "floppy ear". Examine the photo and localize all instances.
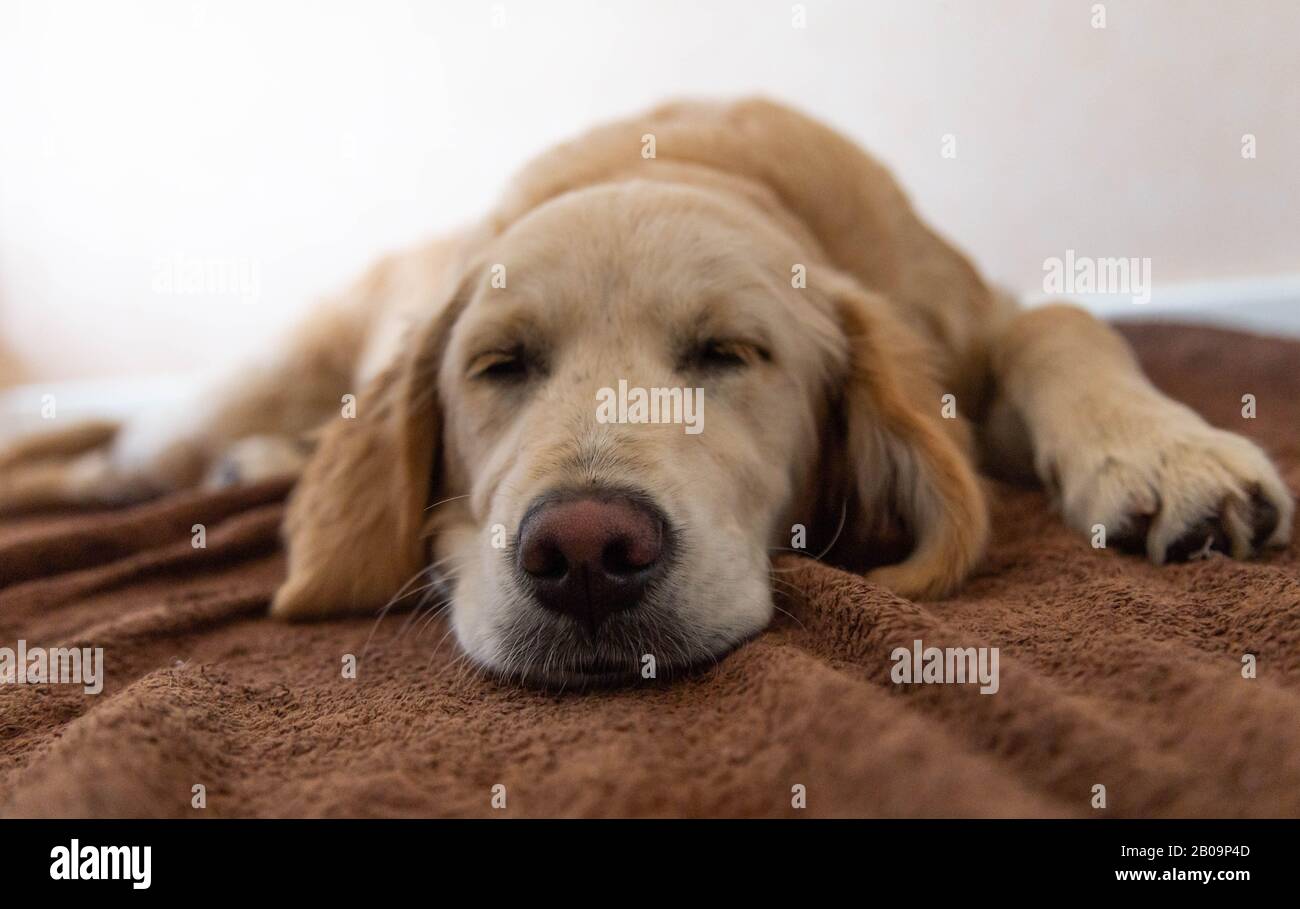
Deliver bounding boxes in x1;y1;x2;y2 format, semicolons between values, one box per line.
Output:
830;279;989;599
270;274;474;620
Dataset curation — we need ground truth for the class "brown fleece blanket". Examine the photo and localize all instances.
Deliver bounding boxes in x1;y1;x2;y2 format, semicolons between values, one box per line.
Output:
1;323;1297;818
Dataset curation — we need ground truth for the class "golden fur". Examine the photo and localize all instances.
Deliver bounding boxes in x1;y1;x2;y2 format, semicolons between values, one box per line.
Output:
1;99;1291;682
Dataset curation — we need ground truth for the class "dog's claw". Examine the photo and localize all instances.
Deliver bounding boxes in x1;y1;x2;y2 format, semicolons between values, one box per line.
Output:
1163;516;1229;563
1056;419;1293;566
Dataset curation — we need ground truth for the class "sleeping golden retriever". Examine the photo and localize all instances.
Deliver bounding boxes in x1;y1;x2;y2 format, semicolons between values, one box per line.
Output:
2;99;1292;684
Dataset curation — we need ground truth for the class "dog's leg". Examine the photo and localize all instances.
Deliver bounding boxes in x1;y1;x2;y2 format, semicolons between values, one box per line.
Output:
0;306;365;514
984;303;1293;561
0;402;313;516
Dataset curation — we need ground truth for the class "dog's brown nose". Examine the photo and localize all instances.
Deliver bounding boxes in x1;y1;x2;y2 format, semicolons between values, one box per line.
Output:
517;493;667;630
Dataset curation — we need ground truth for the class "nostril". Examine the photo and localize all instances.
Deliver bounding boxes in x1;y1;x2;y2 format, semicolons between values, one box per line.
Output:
523;540;568;580
601;527;662;575
601;539;636;575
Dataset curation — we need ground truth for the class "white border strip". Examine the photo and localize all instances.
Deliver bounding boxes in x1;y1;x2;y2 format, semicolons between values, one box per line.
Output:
1023;273;1300;337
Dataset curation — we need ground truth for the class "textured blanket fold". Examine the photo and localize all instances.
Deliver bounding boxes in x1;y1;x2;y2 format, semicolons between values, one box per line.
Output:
1;323;1296;818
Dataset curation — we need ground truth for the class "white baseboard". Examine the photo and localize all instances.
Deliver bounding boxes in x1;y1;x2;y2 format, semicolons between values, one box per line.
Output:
1023;273;1300;338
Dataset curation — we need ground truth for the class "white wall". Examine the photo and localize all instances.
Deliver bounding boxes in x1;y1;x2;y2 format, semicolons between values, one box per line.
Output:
2;0;1297;381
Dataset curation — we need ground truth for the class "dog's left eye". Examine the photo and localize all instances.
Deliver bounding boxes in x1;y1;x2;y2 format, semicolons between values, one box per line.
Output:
689;338;769;370
467;348;530;381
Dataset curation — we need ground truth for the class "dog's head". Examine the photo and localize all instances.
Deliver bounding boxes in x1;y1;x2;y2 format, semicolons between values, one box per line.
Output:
272;181;986;685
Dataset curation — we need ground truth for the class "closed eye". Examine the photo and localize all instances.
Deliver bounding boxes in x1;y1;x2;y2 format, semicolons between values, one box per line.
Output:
467;347;532;381
687;338;771;371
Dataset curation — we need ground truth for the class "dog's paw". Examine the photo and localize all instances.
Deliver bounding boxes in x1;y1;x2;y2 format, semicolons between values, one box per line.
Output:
1052;413;1293;564
203;435;310;489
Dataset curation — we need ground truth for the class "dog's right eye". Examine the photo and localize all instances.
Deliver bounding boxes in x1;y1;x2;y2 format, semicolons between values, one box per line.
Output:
467;349;529;381
687;338;771;371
